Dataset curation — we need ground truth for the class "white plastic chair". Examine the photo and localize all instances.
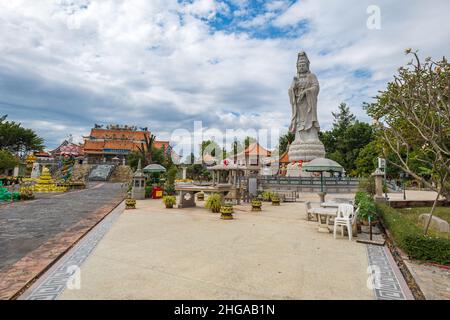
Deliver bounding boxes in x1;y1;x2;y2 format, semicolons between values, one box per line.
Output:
333;204;355;241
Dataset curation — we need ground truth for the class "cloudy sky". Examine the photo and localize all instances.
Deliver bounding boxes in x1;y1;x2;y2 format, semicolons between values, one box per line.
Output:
1;0;449;151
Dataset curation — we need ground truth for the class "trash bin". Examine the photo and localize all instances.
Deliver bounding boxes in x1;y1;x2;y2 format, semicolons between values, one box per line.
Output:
152;186;163;199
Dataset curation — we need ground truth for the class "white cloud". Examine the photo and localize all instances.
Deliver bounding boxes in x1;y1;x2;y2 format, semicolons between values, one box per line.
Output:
0;0;449;150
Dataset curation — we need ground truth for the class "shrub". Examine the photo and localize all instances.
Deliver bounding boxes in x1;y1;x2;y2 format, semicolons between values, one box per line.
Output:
358;177;376;196
355;193;376;221
376;203;450;266
145;186;152;198
205;193;222;213
403;235;450;265
261;191;273;202
164;184;175;196
162;195;176;208
354;191;367;207
20;188;35;201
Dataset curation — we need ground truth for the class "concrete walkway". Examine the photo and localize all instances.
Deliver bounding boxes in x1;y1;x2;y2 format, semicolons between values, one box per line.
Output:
59;199;374;300
0;183;125;299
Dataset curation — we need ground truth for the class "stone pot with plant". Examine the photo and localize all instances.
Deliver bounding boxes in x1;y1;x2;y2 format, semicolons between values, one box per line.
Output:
125;198;136;210
355;192;377;226
262;191;273;202
271;193;281;206
206;193;222;213
220;203;234;220
162;195;176;209
251;199;262;211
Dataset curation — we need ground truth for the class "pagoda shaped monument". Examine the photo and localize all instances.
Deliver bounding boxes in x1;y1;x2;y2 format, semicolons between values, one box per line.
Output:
32;167;68;193
286;52;326;177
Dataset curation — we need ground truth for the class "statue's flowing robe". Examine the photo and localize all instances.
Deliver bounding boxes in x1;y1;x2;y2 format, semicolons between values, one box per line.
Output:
289;72;320;134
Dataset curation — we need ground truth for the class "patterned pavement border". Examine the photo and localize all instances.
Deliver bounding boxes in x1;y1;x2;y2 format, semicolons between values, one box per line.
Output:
19;202;124;300
366;244;414;300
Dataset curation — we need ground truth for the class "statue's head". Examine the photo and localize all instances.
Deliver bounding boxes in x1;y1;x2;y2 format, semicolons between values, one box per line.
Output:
297;51;310;74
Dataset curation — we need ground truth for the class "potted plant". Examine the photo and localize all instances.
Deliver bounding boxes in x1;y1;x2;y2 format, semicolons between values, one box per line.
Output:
162;195;176;209
205;193;222;213
125;198;136;210
220;203;234;220
271;193;280;206
262;191;273;202
251;199;262;211
356;193;377;226
20;187;35;201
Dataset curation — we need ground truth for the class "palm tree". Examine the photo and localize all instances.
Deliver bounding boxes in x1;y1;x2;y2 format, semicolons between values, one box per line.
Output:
137;133;156;166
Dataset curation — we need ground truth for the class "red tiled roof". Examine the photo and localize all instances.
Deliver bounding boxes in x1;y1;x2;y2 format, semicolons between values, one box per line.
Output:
89;128;148;141
279;151;290;163
236;142;272;157
84;136;169;154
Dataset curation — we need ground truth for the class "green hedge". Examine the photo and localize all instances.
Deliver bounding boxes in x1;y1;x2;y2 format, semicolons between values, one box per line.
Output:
403;236;450;265
376;203;450;266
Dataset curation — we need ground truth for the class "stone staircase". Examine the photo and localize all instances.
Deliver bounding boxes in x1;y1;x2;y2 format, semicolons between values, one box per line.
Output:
88;164;116;181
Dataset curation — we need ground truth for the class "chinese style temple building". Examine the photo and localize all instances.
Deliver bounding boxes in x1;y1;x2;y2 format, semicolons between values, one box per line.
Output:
50;140;84;159
83;124;170;164
235;142;272;172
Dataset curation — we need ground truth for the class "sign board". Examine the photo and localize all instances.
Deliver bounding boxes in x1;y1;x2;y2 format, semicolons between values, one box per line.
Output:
378;158;386;169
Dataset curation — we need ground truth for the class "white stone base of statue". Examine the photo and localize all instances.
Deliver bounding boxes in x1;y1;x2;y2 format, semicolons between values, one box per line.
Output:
286;163;302;177
288;141;325;162
288;129;326;162
286;162;314;177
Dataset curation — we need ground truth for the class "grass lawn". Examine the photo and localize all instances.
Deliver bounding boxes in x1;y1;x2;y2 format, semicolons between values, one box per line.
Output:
398;207;450;239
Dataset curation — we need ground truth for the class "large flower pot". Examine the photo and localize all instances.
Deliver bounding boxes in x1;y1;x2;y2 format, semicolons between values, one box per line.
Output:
125;198;136;210
251;200;262;212
220;205;234;220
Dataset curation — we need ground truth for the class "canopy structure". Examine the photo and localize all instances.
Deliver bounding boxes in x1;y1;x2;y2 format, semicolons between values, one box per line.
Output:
143;164;167;173
302;158;344;173
303;158;344;193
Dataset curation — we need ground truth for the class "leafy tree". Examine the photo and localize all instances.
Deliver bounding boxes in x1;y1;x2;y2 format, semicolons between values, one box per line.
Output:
365;50;449;233
0;115;44;154
332;103;356;136
319;105;374;175
128;144;170;170
200;140;220;158
0;150;18;171
354;141;381;177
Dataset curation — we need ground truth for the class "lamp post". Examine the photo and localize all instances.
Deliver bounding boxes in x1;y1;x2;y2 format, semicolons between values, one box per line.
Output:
399;172;409;200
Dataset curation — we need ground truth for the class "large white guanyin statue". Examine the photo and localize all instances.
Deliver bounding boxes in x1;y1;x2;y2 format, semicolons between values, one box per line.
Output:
286;52;325;176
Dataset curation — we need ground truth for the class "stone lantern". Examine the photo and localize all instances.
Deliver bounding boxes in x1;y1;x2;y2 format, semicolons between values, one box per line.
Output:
132;159;146;200
372;168;385;202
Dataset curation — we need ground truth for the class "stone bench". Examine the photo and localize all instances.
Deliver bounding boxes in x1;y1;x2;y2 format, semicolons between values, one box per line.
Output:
418;214;450;233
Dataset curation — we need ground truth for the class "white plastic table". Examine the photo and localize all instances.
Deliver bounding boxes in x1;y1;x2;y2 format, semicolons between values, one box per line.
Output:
320;202;340;208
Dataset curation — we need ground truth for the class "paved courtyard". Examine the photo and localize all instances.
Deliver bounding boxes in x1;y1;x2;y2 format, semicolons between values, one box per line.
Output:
49;198;380;300
0;182;125;299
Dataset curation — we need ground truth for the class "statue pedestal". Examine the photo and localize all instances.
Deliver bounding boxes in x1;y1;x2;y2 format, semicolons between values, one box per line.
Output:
288;139;325;162
286;162;302;177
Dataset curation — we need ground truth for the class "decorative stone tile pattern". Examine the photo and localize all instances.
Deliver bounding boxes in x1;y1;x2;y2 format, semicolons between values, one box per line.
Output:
366;245;414;300
19;204;123;300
